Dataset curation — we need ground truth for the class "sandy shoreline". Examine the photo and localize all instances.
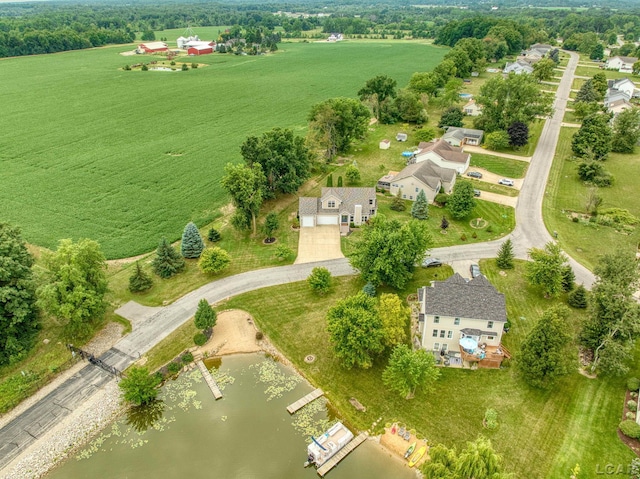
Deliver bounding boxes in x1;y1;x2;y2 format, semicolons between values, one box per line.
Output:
0;309;410;478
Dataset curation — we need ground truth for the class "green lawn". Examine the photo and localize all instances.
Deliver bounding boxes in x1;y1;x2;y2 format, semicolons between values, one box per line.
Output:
211;260;635;478
575;65;639;81
468;179;519;197
0;40;446;258
470;153;529;178
543;127;640;270
490;119;544;157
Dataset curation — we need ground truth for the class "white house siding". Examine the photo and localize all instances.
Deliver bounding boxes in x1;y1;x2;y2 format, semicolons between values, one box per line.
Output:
301;216;315;227
420;314;504;354
390;178;438;202
416;152;469;175
316;215;339;225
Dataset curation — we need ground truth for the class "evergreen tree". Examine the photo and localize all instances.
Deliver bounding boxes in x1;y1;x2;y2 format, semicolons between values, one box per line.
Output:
337;176;343;187
568;284;588;309
496;238;514;269
411;190;429;219
390;189;406;211
152;237;186;279
562;265;575;292
128;261;153;293
326;175;333;187
194;298;217;331
362;282;376;297
180;222;205;258
207;228;221;242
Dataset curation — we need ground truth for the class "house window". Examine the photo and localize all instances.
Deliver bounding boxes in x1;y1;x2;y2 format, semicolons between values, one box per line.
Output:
441;344;448;352
434;316;440;324
415;187;419;192
350;215;354;222
487;336;495;340
432;329;438;337
433;343;440;351
327;201;335;208
369;199;374;205
409;196;413;200
402;194;406;199
447;331;453;339
488;321;494;329
341;215;348;223
440;330;445;338
454;318;460;325
370;209;375;215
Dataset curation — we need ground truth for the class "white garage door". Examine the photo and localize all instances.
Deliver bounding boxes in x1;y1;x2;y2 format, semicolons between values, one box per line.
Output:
301;216;315;227
316;215;339;225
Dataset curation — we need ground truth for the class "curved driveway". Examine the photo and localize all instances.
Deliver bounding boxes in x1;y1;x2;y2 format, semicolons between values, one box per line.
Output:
0;51;594;473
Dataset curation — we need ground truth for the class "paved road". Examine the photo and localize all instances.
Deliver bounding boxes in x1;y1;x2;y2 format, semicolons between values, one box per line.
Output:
0;52;595;473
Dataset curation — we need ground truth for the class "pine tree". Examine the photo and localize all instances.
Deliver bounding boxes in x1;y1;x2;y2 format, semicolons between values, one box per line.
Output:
337;176;343;187
411;190;429;220
568;284;588;309
496;238;514;269
152;237;186;279
181;222;205;258
128;261;153;293
194;298;217;331
562;265;575;292
390;189;406;211
207;228;221;242
326;175;333;187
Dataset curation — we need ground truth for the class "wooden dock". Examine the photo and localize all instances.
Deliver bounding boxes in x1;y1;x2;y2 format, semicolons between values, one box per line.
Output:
286;388;324;414
316;432;368;477
196;360;222;400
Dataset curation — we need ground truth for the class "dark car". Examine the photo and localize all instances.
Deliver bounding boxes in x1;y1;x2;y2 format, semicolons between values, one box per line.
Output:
473;189;481;197
467;171;483;179
470;263;481;277
422;257;443;268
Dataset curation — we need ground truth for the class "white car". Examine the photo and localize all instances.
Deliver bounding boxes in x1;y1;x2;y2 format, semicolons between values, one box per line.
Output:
498;178;514;186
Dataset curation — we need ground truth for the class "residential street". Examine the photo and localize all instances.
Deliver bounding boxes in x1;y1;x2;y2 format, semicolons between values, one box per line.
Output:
0;51;594;473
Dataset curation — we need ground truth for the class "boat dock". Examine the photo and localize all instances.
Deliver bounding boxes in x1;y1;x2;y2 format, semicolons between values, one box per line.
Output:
286;388;324;414
316;432;368;477
196;360;223;400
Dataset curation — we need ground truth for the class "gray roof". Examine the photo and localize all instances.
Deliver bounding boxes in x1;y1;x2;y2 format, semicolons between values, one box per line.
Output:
299;187;376;216
421;273;507;322
504;60;534;74
392;160;456;190
415;139;470;164
443;126;484;141
616;56;639;64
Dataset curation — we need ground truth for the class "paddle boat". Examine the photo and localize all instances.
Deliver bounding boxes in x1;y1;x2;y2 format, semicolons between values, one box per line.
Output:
408;444;427;468
390;423;397;435
404;442;416;459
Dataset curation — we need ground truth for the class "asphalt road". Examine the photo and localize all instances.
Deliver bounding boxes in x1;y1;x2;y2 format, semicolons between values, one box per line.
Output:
0;51;594;473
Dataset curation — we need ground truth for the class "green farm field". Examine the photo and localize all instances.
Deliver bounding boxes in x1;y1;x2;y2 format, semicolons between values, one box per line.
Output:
0;40;447;258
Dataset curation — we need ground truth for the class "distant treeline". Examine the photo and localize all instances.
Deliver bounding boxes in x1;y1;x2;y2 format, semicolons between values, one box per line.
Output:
1;2;640;58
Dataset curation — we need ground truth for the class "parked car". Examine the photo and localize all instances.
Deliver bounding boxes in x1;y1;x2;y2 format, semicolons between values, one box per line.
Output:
422;257;443;268
473;189;481;197
467;171;483;179
470;263;481;278
498;178;515;186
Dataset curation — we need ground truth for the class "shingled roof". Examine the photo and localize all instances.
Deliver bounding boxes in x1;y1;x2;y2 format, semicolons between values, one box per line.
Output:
415;139;470;164
298;187;376;216
421;273;507;323
391;160;456;190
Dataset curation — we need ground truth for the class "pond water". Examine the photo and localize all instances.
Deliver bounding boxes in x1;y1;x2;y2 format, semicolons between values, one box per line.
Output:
47;354;416;479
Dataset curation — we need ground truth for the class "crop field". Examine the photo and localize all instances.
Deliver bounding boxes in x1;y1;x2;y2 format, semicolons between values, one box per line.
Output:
0;40;446;258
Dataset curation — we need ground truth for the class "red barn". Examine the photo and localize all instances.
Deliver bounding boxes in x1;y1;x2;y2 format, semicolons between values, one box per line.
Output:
137;42;168;54
187;45;213;55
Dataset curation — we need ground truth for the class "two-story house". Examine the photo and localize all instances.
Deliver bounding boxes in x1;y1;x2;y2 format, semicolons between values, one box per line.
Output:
298;187;377;235
417;274;509;369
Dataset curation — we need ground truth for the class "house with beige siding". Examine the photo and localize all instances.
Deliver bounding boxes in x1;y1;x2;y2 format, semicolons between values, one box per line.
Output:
413;139;470;174
417;274;509;369
384;160;456;203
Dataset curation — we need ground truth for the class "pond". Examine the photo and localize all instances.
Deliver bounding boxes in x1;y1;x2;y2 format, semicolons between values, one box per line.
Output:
47;354;416;479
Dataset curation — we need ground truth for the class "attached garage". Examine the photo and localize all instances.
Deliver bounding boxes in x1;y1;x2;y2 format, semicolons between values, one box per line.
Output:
316;215;339;225
301;216;315;227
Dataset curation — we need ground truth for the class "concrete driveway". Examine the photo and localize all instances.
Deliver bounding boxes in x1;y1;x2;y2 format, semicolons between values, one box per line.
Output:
295;225;344;264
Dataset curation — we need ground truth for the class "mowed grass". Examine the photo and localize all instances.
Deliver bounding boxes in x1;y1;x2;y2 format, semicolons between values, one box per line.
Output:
0;40;447;258
215;259;634;478
470;153;529;178
543;127;640;270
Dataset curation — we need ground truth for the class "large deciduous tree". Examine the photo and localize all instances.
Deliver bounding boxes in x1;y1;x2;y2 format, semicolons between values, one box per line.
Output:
518;305;573;388
447;181;476;219
438;107;464;129
580;250;640;376
382;344;440;399
151;237;185;279
308;97;370;159
307;267;332;296
240;128;312;196
180;222;205;259
507;121;529;148
222;163;266;234
326;292;384;369
37;238;108;339
475;73;553;133
392;89;428;124
377;293;409;348
572;114;613;161
525;242;569;298
532;58;556;82
358;75;397;121
612;107;640;154
119;366;161;406
0;223;38;365
349;215;432;290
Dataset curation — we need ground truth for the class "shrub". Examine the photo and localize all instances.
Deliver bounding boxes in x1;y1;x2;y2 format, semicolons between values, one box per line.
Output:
181;352;194;364
568;285;588;309
633;392;639;399
620;420;640;439
486;225;493;233
274;245;294;261
414;127;436;143
460;234;467;241
141;64;148;71
345;165;361;185
194;332;208;346
256;331;264;340
484;408;498;430
167;362;182;374
434;193;449;206
181;63;189;71
628;400;638;410
170;60;176;65
572;216;579;223
472;232;477;239
628;412;637;420
124;64;131;70
198;247;231;274
191;63;198;69
307;267;332;295
362;282;376;297
208;228;221;242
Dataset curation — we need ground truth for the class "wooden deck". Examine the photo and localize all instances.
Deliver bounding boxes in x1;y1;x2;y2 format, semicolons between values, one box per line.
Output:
196;360;222;400
286;388;324;414
316;432;368;477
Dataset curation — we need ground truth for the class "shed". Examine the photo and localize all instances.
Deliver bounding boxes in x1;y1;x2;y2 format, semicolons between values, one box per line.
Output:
137;42;168;53
379;139;391;150
396;133;408;142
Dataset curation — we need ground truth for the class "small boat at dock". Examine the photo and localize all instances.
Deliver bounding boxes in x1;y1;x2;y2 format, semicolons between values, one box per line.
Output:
307;422;354;468
404;442;416;459
408;444;427;468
